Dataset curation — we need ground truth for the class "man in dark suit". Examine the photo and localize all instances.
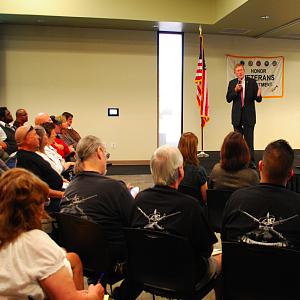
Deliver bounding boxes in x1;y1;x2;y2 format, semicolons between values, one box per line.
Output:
226;63;262;167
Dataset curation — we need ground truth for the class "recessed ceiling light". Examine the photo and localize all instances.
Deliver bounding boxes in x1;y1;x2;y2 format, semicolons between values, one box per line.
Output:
260;15;270;20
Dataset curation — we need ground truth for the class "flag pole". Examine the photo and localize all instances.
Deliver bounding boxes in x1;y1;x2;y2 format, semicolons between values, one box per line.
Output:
198;124;209;158
197;25;209;158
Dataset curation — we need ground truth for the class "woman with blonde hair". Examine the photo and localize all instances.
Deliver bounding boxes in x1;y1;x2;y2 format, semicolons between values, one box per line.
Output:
178;132;208;204
0;168;103;300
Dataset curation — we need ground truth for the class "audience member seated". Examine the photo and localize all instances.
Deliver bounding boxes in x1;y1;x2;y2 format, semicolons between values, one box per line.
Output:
35;125;74;181
15;125;64;210
60;135;134;270
39;123;74;177
0;168;103;299
222;139;300;249
62;111;81;145
0;106;17;155
50;115;75;159
34;112;52;125
13;108;28;129
178;132;208;204
128;145;221;300
209;131;259;190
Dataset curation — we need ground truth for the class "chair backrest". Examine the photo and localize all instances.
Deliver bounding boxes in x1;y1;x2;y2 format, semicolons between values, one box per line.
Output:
222;241;300;300
53;213;110;277
178;185;203;205
124;228;209;299
206;189;233;232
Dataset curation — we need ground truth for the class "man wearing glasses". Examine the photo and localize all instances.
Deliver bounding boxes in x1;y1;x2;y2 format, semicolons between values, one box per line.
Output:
15;125;64;211
60;135;134;278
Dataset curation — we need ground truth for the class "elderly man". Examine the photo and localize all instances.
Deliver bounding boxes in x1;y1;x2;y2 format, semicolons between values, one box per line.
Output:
60;135;134;268
15;125;64;211
0;107;17;154
126;145;221;300
34;112;52;125
222;139;300;248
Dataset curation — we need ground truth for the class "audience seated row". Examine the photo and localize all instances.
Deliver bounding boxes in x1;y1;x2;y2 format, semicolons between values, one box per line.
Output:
1;106;300;299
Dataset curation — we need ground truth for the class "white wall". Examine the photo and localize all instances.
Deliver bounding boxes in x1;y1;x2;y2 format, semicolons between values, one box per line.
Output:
0;25;157;160
1;25;300;161
184;33;300;151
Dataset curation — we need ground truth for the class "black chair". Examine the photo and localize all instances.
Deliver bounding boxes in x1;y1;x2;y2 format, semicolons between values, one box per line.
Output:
178;185;203;206
53;213;122;290
206;189;233;232
222;241;300;300
124;228;217;300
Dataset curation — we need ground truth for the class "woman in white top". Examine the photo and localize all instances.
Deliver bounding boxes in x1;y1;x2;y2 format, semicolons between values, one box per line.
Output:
35;124;74;176
0;168;103;300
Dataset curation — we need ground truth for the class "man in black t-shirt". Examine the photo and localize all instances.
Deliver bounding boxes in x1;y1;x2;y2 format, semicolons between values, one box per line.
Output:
60;135;134;265
122;145;221;300
15;125;64;211
222;139;300;249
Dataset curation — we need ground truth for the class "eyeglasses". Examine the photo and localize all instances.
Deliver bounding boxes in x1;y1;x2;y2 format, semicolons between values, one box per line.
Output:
25;126;34;138
100;148;110;160
23;125;34;141
17;125;34;146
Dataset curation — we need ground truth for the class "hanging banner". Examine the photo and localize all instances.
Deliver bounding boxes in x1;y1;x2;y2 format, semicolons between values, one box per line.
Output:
227;55;284;98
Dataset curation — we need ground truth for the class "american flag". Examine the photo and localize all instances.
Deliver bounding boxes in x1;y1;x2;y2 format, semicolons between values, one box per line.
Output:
195;34;209;127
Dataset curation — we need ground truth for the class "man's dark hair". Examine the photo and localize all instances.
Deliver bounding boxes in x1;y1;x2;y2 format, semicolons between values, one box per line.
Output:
0;107;8;119
263;139;294;182
62;112;73;119
41;122;55;138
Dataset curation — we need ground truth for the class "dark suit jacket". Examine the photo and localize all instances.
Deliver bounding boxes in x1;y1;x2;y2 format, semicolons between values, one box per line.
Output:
226;77;262;126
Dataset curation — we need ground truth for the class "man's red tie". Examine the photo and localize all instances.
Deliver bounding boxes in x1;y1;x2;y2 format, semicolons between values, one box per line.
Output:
240;87;244;107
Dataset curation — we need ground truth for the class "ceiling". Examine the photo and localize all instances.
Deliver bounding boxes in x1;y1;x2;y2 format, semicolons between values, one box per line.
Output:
1;0;300;40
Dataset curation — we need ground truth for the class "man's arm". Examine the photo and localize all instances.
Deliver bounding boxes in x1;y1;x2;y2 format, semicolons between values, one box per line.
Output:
226;80;239;103
254;81;262;102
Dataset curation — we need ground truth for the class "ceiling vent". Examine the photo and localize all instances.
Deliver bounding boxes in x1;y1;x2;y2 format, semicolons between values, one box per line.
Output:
220;28;250;35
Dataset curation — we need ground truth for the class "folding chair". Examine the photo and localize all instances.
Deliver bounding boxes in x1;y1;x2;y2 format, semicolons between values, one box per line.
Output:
53;213;123;292
222;241;300;300
124;228;217;300
206;189;233;232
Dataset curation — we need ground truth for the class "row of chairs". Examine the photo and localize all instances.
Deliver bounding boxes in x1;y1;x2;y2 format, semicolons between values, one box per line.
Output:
53;213;300;300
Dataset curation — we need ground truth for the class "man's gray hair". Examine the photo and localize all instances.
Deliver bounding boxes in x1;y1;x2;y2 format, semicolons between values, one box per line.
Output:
150;145;183;186
75;135;105;174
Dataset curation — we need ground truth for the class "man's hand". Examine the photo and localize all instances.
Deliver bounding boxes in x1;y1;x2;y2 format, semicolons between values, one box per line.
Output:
257;87;262;97
234;83;242;93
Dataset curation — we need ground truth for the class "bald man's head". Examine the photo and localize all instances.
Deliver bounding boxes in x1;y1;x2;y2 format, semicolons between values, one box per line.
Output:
34;113;52;125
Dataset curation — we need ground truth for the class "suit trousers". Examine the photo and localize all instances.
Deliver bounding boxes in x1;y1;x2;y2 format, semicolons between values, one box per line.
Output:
233;109;255;162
